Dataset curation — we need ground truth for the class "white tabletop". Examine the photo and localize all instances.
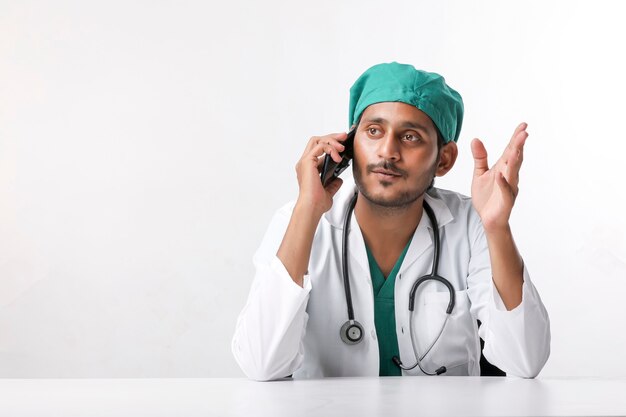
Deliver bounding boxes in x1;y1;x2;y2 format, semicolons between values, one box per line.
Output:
1;376;625;417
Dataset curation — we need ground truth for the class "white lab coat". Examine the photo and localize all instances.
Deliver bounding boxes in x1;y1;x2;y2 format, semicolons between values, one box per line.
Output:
232;175;550;381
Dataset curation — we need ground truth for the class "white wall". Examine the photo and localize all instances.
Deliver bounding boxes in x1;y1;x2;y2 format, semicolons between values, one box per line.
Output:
0;0;624;377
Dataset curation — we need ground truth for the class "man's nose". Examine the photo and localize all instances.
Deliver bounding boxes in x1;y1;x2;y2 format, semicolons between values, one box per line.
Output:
377;131;400;161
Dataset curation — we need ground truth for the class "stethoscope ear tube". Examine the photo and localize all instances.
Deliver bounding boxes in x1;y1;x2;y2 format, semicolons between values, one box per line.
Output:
408;275;456;314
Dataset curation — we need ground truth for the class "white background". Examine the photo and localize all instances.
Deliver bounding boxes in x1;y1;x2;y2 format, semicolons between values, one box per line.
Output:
0;0;624;378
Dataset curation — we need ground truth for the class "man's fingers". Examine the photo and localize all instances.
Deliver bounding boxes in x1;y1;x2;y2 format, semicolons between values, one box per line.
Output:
496;171;517;205
471;138;489;177
512;122;527;138
326;138;347;152
313;142;343;163
302;133;347;159
331;131;349;140
304;139;345;162
504;126;528;187
504;123;527;163
508;132;526;168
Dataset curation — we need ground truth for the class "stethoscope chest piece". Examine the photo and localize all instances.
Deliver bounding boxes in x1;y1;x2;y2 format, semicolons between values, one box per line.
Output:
340;320;364;345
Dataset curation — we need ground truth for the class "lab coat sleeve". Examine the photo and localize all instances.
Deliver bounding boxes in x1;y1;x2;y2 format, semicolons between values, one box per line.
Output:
466;209;551;378
231;203;313;381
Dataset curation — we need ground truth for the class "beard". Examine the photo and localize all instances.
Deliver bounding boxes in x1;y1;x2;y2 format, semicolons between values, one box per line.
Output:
353;157;439;209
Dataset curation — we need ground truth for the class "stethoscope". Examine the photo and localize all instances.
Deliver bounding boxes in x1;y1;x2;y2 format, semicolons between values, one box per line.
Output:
339;191;456;376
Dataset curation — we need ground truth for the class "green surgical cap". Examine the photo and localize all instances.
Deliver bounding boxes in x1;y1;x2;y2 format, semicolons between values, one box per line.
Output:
348;62;464;143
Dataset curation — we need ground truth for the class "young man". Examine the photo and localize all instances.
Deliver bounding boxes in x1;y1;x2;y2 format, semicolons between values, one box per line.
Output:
232;62;550;381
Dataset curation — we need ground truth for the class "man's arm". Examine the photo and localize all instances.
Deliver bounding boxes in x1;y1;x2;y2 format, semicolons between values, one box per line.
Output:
277;132;347;286
467;213;550;378
470;123;528;310
468;122;550;377
276;203;324;288
483;225;523;310
232;206;312;381
232;131;348;380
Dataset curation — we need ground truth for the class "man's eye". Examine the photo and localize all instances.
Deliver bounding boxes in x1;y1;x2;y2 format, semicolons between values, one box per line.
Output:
368;128;379;135
403;134;421;142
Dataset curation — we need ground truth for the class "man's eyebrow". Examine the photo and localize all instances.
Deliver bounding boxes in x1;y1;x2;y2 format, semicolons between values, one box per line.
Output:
362;117;432;135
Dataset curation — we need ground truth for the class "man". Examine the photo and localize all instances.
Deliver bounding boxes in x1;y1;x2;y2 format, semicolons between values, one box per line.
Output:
232;62;550;381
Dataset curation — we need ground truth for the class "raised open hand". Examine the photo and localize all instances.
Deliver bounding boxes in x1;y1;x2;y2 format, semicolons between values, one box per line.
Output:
470;123;528;231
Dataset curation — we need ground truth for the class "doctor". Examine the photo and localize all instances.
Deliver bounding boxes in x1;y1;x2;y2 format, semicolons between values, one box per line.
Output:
232;62;550;380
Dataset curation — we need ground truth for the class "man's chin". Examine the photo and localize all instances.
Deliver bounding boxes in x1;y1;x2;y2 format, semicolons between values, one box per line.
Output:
354;172;425;208
360;189;415;209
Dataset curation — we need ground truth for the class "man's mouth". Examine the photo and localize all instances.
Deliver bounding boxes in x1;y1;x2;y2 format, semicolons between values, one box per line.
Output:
371;168;402;183
371;169;402;177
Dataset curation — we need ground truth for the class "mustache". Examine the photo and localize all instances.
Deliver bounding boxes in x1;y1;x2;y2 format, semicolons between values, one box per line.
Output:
366;161;406;177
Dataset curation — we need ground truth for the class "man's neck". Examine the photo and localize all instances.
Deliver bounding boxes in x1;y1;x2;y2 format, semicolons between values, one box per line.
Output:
353;192;425;276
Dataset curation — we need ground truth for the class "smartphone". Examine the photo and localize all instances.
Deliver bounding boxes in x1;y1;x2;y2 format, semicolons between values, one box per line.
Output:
320;128;356;187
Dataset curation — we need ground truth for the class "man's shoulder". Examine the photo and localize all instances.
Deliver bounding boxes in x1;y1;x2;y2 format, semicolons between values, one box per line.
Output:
428;187;473;214
428;187;471;206
428;187;484;242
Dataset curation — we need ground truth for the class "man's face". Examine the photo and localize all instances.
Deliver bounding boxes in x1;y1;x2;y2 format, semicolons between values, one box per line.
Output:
352;102;441;208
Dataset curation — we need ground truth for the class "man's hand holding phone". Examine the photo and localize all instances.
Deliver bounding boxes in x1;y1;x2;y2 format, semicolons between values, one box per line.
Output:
320;128;355;188
294;130;352;218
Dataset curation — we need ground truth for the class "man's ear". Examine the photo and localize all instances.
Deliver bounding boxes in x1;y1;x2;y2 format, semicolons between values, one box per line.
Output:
435;142;458;177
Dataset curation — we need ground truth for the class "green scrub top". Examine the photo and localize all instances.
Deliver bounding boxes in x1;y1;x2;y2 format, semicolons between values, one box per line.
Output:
365;240;411;377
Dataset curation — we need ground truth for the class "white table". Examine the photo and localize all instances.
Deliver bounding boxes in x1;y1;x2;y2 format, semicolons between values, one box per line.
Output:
1;377;625;416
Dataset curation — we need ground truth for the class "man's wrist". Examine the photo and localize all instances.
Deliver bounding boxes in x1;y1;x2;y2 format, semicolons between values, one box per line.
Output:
483;222;512;238
294;198;326;221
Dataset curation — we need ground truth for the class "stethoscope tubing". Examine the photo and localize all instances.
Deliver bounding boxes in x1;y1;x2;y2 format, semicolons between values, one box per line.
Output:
342;191;359;322
340;191;456;375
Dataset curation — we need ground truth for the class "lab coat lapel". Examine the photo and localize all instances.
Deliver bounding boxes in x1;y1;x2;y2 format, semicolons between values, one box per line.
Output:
400;216;434;273
398;191;455;273
347;213;372;286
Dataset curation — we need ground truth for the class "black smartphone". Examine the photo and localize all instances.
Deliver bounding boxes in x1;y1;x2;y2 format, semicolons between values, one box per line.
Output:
320;128;356;187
